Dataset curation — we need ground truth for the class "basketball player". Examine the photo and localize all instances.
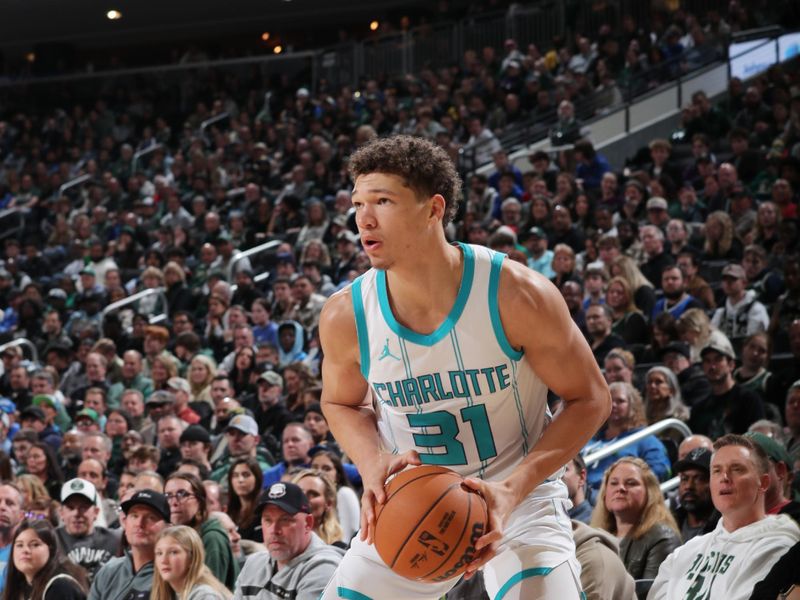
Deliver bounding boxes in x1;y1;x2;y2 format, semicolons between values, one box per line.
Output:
319;136;610;599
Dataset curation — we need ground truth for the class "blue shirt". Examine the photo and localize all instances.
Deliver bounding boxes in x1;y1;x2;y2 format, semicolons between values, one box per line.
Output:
529;251;555;279
0;543;11;594
582;427;671;491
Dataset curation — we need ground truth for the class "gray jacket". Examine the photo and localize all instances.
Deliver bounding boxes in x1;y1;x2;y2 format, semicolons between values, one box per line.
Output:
187;583;229;600
233;533;344;600
88;554;154;600
618;523;682;580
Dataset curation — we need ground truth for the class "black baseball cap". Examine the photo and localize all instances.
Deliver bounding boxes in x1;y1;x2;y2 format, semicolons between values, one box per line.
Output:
257;482;311;516
180;424;211;444
120;489;171;522
19;406;46;422
659;341;691;361
674;448;712;474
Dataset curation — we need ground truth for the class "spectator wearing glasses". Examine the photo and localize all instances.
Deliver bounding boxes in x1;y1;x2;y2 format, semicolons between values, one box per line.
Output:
164;472;239;589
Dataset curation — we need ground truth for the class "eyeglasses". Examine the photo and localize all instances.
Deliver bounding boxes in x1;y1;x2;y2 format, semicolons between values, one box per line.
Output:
165;490;196;503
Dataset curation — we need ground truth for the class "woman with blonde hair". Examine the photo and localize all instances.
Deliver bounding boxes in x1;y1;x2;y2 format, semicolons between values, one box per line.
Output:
299;239;332;270
152;525;231;600
590;457;681;579
291;469;345;547
137;266;167;316
610;255;656;317
676;307;731;363
151;354;179;392
188;355;216;407
550;243;579;289
606;276;649;345
583;382;670;491
702;210;742;260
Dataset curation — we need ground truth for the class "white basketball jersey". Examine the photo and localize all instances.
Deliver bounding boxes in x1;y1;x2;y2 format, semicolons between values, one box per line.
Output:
351;243;561;490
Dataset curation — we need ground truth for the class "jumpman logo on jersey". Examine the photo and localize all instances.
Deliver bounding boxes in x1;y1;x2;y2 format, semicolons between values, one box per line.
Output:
378;338;401;361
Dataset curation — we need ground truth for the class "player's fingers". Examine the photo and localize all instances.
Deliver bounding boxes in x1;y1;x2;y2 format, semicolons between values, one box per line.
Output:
359;491;376;542
474;529;502;552
461;477;485;493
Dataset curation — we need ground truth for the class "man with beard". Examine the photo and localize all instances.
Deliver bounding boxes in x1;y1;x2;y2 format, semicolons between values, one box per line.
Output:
652;265;703;321
0;482;24;595
690;338;765;438
585;304;626;365
56;478;121;584
671;448;719;541
59;429;84;479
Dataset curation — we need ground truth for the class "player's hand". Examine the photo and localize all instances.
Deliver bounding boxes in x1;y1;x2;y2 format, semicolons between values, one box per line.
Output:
359;449;422;545
460;478;520;579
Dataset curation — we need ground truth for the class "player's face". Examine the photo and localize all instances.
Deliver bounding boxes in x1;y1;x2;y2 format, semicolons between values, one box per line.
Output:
352;172;437;270
710;445;767;515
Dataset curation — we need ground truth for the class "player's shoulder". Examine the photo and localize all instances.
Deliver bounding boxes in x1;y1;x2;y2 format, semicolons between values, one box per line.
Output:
496;255;562;313
320;285;356;329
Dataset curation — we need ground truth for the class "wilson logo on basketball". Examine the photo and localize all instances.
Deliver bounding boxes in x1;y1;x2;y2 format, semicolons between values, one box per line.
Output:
432;521;486;582
417;530;450;556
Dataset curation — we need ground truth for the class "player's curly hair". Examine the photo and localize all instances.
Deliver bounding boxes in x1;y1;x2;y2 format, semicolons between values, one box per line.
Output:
348;135;462;226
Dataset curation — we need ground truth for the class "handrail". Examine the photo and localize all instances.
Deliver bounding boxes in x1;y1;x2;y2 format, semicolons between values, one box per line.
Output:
660;475;679;494
0;338;39;363
0;208;24;241
229;271;271;295
229;240;282;277
583;418;693;466
58;174;92;198
200;112;229;136
101;287;168;321
132;143;164;173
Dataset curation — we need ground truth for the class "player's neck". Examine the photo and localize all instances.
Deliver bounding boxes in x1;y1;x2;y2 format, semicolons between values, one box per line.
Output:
384;242;463;329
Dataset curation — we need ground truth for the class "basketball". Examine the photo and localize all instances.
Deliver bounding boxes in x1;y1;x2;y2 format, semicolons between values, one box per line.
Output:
374;465;489;583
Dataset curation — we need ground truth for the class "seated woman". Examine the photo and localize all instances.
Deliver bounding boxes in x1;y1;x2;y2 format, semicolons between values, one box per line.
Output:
292;469;346;548
591;457;682;580
676;308;732;363
4;520;88;600
164;472;239;589
644;366;690;424
607;276;649;346
583;382;671;491
152;525;232;600
610;255;656;318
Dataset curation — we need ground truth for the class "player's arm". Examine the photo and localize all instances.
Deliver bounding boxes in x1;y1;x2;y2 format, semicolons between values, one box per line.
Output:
464;260;610;570
319;289;420;543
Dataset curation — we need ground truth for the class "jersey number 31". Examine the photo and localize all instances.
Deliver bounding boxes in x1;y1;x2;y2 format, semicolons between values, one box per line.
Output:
407;405;498;465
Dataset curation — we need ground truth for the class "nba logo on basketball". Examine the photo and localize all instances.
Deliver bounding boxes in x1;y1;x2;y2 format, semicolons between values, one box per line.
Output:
417;530;449;556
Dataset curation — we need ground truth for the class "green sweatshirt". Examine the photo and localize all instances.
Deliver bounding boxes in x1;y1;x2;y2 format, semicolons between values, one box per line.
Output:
201;516;239;589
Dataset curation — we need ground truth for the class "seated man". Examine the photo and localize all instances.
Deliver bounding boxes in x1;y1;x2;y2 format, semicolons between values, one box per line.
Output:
670;448;719;542
56;478;122;583
89;489;170;600
648;434;800;599
234;482;344;599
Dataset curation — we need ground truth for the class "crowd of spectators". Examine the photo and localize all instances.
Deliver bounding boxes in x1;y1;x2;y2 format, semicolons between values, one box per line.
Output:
0;0;798;597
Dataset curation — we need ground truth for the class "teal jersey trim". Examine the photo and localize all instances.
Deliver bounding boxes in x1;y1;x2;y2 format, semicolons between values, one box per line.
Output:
494;567;554;600
488;250;524;361
351;276;371;379
337;587;374;600
376;243;475;346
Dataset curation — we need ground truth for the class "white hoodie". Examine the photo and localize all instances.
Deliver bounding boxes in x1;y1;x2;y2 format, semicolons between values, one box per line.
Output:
711;289;770;338
647;514;799;600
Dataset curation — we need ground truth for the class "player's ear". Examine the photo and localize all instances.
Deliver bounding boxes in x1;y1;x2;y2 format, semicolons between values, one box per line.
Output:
429;194;446;222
